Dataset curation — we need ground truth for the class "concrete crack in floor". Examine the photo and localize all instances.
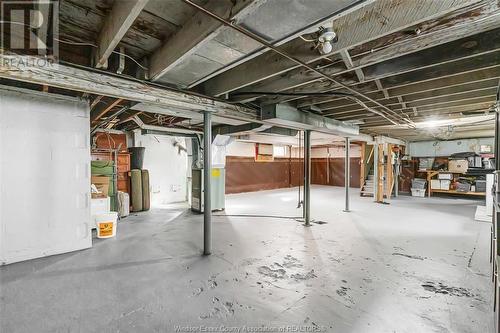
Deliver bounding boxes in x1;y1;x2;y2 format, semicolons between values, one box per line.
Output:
392;252;426;260
467;231;480;268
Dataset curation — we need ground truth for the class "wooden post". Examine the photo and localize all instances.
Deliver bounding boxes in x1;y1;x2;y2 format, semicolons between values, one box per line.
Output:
359;142;366;193
377;144;384;202
386;144;394;199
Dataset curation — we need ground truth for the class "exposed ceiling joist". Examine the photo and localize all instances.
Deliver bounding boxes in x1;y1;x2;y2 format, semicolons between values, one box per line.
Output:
242;1;500;104
131;103;248;126
91;98;123;122
182;0;412;126
149;0;263;82
299;65;500;108
95;0;149;68
275;50;500;109
257;27;500;106
322;82;498;112
186;0;373;88
0;54;257;122
332;96;496;120
200;0;482;97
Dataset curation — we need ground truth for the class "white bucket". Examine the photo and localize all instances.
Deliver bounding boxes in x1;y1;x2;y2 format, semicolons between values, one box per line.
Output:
95;212;118;239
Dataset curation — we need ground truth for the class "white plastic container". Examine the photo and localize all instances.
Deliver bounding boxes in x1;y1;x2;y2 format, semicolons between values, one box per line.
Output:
440;180;451;190
95;212;118;239
91;197;111;229
411;188;426;197
430;179;441;190
438;173;453;180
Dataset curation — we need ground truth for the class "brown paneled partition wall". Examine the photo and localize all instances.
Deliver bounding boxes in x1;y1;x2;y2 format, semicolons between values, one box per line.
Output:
225;156;361;194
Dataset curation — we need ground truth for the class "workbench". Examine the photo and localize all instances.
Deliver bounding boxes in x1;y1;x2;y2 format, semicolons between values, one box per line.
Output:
425;170;486;198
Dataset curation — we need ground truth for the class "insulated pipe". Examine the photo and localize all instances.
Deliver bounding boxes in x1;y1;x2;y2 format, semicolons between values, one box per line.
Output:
344;137;350;212
203;111;212;255
304;130;311;226
181;0;411;127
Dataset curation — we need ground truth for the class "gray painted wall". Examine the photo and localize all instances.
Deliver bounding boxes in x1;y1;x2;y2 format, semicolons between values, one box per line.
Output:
409;138;494;157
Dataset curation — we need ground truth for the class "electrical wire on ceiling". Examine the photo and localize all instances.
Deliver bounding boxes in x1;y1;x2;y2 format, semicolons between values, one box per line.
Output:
181;0;413;128
232;91;402;125
232;91;355;98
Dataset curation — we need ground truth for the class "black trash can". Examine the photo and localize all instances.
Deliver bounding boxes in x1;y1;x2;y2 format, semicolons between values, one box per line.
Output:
129;147;145;170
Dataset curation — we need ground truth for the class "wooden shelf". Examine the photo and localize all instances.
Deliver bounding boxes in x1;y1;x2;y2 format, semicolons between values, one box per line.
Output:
424;170;486;198
431;189;485;196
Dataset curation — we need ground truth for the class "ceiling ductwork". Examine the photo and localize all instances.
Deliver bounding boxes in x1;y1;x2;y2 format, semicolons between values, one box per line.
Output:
213;122;298;137
261;103;359;137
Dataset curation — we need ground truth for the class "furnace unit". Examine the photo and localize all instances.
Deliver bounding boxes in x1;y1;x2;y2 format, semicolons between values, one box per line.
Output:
191;168;225;213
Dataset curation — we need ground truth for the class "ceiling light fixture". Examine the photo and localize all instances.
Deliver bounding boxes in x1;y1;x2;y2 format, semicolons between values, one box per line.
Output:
318;27;337;55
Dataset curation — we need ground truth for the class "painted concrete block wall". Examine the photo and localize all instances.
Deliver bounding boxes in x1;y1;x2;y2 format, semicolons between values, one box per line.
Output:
133;131;188;205
226;141;256;157
227;141;362;159
291;145;361;158
0;88;91;265
409;138;494;157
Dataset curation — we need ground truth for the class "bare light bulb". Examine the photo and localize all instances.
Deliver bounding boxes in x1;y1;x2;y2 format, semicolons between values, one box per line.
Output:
320;41;333;54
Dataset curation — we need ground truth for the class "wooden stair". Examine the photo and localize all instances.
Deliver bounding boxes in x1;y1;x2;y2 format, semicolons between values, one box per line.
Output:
360;174;374;197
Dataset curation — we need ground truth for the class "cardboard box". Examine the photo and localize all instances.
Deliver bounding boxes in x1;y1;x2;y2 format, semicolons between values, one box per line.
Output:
91;176;110;198
448;159;468;174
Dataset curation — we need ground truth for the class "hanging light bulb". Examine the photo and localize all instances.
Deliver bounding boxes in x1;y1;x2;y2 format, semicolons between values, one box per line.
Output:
320;41;333;54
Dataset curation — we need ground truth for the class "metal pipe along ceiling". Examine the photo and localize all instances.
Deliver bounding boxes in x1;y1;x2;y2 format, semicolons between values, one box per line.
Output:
181;0;413;128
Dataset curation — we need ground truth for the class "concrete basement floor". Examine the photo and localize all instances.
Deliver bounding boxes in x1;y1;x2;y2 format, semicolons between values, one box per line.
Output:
0;186;494;333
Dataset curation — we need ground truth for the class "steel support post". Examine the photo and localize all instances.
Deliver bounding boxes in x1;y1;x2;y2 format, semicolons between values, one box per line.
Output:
203;111;212;255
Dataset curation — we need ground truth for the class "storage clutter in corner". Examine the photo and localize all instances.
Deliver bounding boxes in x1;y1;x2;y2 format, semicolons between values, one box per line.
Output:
411;178;427;197
129;147;150;212
415;151;493;197
89;131;135;239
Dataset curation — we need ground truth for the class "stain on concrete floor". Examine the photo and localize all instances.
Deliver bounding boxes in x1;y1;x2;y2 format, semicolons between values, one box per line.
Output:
0;186;494;333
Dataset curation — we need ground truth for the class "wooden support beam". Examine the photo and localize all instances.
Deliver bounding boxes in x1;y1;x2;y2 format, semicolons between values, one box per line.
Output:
359;141;366;195
0;54;257;122
354;68;365;83
339;49;354;68
90;95;103;110
327;87;497;117
302;51;500;114
375;79;389;99
149;0;263;81
386;144;394;199
95;0;149;68
235;1;500;100
92;98;123;122
200;0;484;96
322;84;497;115
300;66;500;109
376;144;384;202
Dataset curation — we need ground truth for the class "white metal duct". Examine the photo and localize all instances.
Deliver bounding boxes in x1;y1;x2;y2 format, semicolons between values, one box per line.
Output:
261;103;359;136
